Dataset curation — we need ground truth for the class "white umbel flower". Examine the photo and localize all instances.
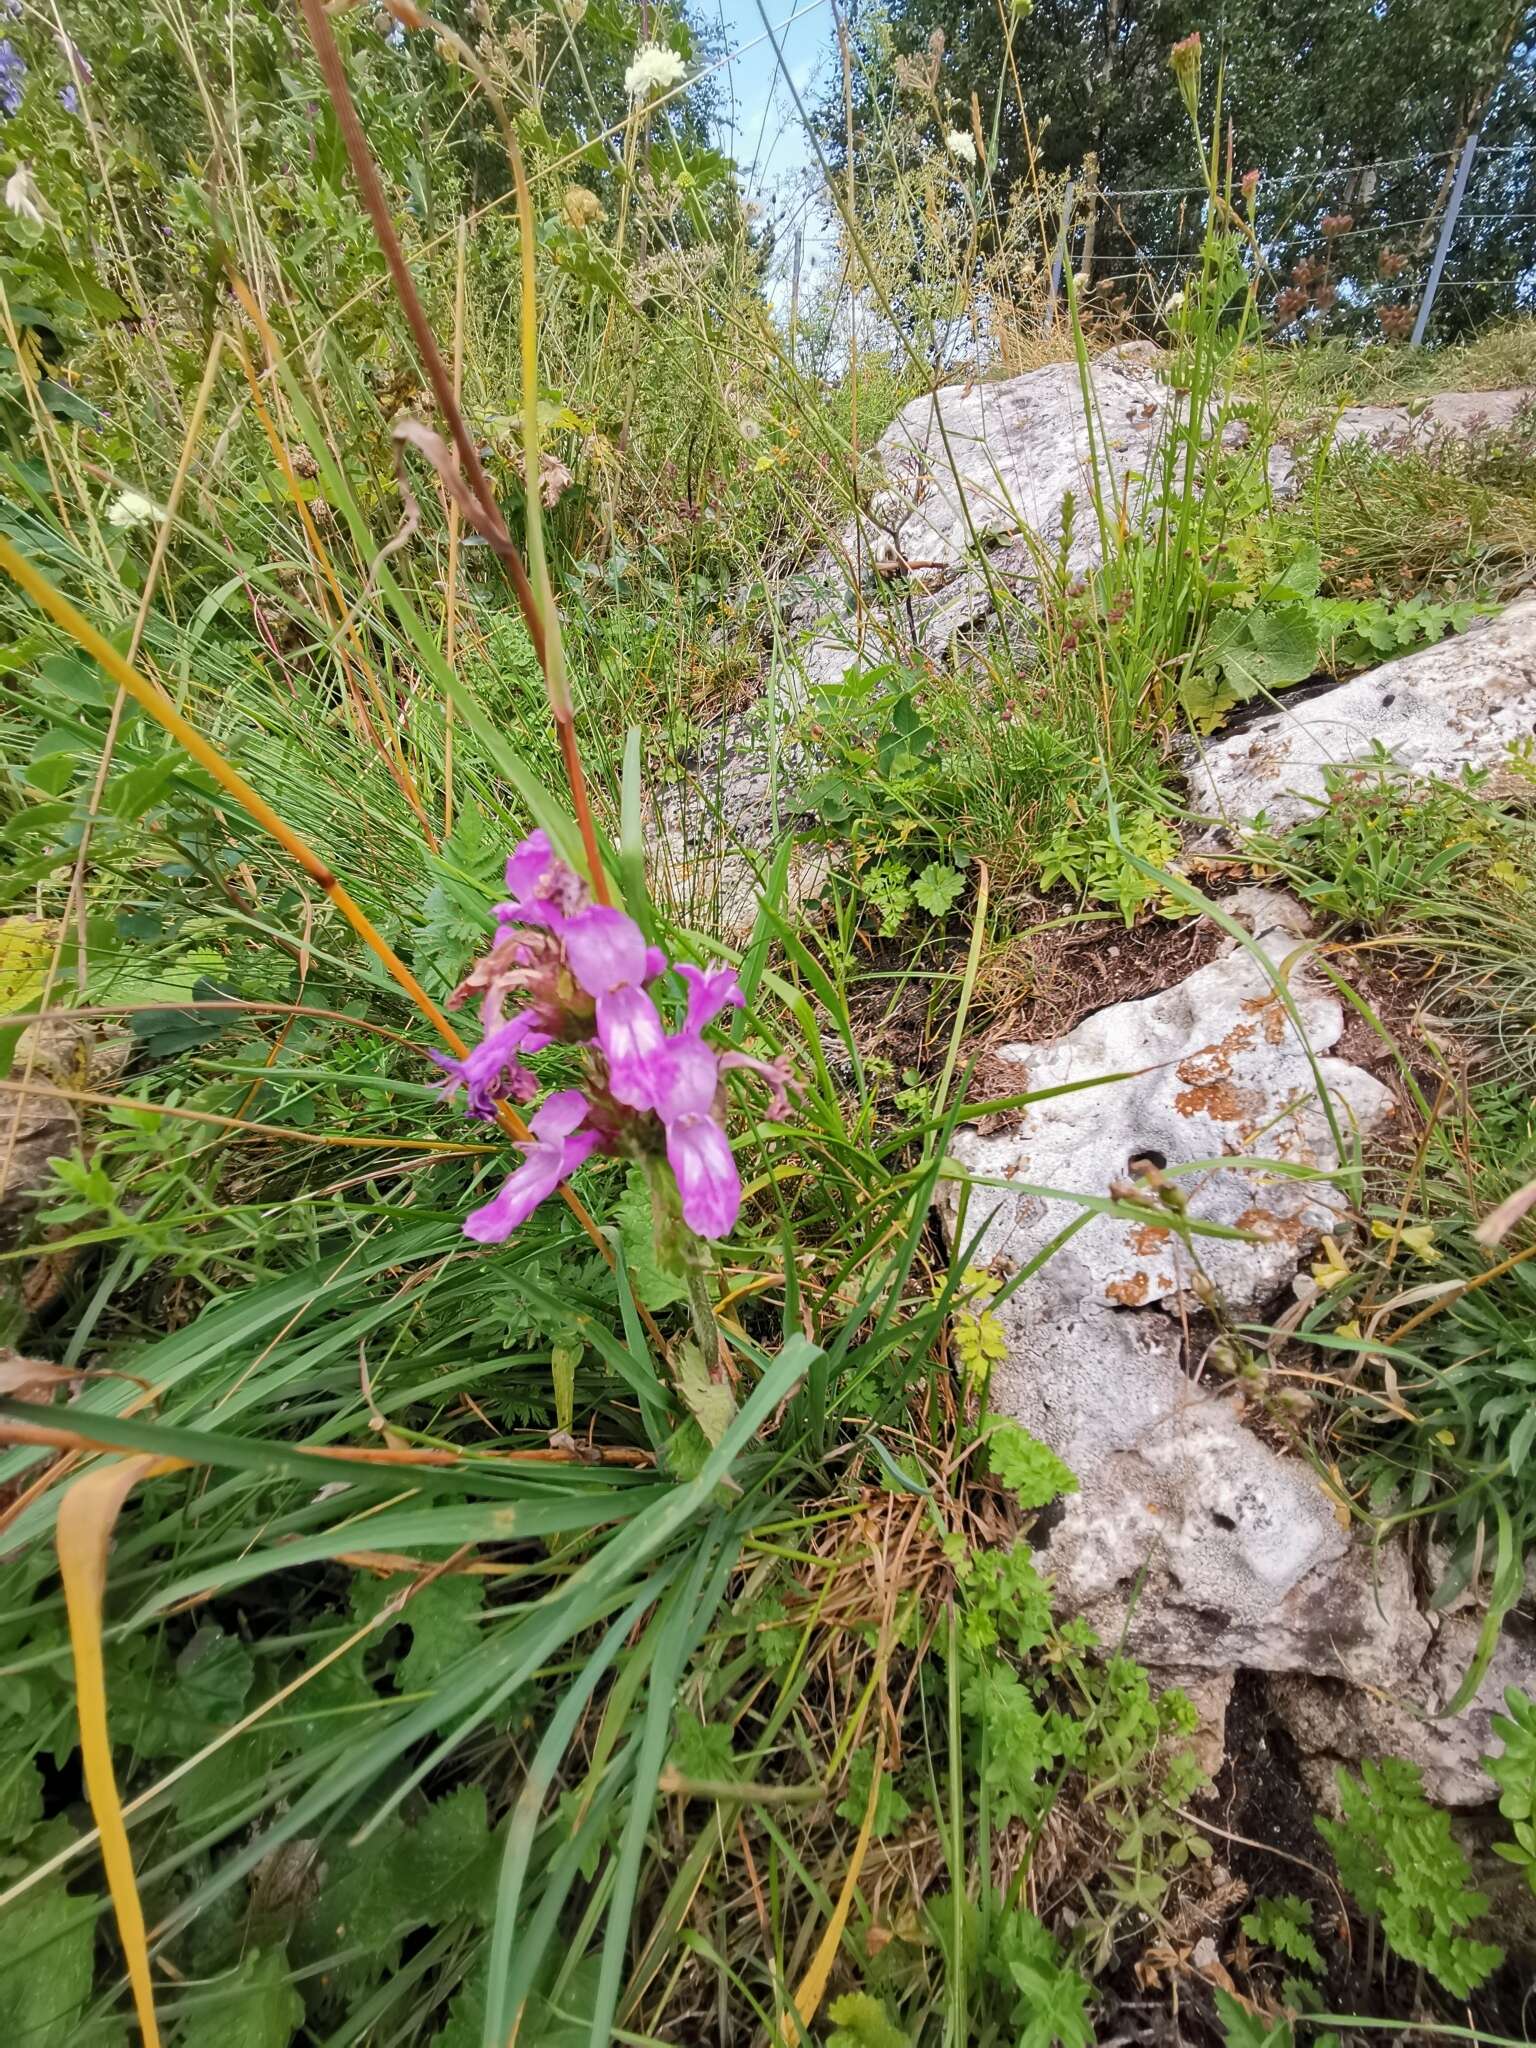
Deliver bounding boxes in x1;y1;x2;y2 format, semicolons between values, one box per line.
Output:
5;163;46;226
106;488;166;529
624;43;686;102
944;129;977;167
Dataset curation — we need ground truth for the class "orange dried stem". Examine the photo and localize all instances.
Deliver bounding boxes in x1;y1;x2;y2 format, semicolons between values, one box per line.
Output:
297;0;610;904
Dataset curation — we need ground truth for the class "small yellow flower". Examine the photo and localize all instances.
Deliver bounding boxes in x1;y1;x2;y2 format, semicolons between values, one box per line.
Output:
1311;1236;1351;1291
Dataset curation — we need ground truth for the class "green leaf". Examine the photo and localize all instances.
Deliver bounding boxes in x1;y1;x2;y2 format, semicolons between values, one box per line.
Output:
397;1574;485;1692
1241;1893;1322;1974
837;1746;911;1839
674;1339;736;1447
0;1881;97;2048
911;862;966;918
0;1740;43;1846
1214;1987;1293;2048
669;1708;738;1782
616;1170;688;1310
176;1948;303;2048
826;1990;911;2048
1215;601;1320;699
982;1414;1078;1509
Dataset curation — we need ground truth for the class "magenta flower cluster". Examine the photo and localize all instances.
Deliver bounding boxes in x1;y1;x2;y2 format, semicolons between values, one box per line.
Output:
428;831;787;1245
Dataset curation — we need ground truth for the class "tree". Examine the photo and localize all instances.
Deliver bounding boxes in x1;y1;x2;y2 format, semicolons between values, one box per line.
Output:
829;0;1536;338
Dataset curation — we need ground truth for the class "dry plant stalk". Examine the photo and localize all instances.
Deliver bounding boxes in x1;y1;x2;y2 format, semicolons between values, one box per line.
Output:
296;0;611;908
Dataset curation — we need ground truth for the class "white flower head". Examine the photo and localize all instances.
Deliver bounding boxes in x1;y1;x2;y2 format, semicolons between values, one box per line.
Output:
944;129;977;167
1165;289;1185;314
106;488;166;530
5;163;46;227
624;42;686;102
738;418;761;443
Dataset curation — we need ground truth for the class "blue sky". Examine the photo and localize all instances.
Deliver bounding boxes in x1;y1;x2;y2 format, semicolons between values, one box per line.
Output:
702;0;837;304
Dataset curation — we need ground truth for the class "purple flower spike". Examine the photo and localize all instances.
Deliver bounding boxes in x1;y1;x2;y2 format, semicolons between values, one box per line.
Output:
463;1089;599;1243
655;1036;741;1238
429;1010;547;1119
563;906;670;1111
678;962;744;1034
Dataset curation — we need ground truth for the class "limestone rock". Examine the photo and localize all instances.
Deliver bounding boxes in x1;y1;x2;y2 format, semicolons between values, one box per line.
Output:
941;893;1417;1680
860;341;1166;577
1271;1610;1536;1807
777;343;1172;699
1184;596;1536;841
1269;384;1536;493
0;1013;128;1242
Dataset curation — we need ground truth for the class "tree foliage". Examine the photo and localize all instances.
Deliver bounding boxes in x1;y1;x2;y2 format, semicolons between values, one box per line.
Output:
832;0;1536;336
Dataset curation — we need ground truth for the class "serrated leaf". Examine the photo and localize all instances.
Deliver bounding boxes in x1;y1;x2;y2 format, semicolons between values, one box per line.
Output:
674;1339;736;1446
176;1947;303;2048
616;1170;688;1309
0;1881;97;2048
983;1413;1078;1509
912;862;966;917
1179;667;1240;733
398;1574;485;1692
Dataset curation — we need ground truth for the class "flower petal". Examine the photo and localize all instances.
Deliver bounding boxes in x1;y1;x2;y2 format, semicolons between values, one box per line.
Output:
504;829;555;900
562;905;649;998
719;1049;795;1120
665;1114;740;1238
530;1087;592;1145
597;984;670;1110
430;1011;541;1118
652;1033;720;1124
678;962;743;1034
463;1143;566;1242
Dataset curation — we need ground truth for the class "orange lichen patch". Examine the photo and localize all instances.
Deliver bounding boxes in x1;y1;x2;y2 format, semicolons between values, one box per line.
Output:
1128;1223;1172;1256
1234;1205;1307;1245
1176;1020;1256;1087
1175;1079;1250;1121
1242;993;1289;1046
1105;1271;1150;1306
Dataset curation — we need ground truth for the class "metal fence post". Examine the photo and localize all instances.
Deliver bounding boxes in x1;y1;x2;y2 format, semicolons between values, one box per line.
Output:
1047;178;1076;327
1411;131;1479;346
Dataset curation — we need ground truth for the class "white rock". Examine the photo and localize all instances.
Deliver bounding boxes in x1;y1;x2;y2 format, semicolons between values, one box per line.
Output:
1269;385;1536;493
941;894;1420;1679
1271;1613;1536;1807
1184;597;1536;841
862;342;1167;576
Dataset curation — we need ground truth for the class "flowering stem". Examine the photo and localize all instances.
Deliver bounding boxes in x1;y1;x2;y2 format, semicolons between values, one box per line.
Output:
0;534;643;1304
683;1255;723;1372
297;0;611;906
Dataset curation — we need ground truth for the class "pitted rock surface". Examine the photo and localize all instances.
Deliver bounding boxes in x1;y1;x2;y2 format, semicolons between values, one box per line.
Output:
1185;596;1536;841
941;891;1420;1680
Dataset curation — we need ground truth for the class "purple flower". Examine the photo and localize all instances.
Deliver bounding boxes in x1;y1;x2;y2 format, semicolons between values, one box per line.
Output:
653;1035;740;1238
562;904;669;1112
0;40;26;116
497;828;586;928
428;1009;549;1118
463;1090;599;1243
678;962;743;1032
59;83;77;113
